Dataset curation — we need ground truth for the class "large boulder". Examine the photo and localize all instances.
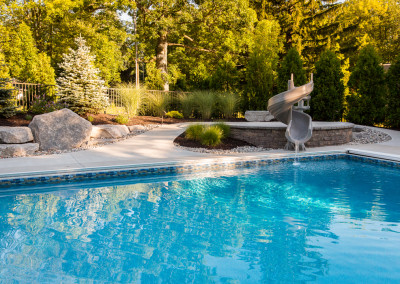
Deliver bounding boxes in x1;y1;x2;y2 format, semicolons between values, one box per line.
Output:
0;127;34;144
0;143;39;158
29;108;92;151
91;124;130;139
245;111;274;122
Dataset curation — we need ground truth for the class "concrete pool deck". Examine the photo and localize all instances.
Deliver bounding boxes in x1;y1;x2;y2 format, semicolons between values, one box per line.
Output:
0;122;399;179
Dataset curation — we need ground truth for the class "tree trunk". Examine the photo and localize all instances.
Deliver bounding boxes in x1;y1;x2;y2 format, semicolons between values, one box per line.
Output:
156;30;169;91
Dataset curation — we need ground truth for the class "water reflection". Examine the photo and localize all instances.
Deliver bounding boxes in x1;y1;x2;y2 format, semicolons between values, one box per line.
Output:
0;160;399;282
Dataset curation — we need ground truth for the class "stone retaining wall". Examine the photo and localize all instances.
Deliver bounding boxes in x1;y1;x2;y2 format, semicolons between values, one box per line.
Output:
230;123;353;149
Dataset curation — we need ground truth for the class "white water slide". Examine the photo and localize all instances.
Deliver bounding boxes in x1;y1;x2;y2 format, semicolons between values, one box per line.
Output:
267;74;314;150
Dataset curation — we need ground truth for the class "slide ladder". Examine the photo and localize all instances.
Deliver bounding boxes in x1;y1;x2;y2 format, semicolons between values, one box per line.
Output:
267;74;314;151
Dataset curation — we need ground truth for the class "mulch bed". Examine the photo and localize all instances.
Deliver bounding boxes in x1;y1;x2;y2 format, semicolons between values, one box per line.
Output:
174;133;254;150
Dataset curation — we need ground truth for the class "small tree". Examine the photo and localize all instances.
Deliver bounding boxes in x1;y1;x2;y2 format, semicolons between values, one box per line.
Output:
310;50;345;121
346;45;386;126
277;48;307;93
245;20;282;110
385;55;400;128
0;55;16;118
57;36;109;114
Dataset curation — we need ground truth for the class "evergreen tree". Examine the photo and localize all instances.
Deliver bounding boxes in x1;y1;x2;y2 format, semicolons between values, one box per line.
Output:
245;19;282;110
57;36;109;115
385;55;400;128
346;45;386;126
277;48;307;92
310;50;345;121
0;55;17;118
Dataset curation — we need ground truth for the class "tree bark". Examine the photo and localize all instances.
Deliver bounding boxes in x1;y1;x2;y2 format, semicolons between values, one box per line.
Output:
156;30;169;91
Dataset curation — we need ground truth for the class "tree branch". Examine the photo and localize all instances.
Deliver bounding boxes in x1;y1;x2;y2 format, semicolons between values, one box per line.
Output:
168;43;217;53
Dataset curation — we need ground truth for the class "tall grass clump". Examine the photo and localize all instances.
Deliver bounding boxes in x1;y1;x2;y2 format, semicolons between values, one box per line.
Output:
193;90;215;120
179;93;196;118
117;83;144;118
143;91;170;117
218;92;239;118
200;126;223;146
185;124;205;140
214;122;231;138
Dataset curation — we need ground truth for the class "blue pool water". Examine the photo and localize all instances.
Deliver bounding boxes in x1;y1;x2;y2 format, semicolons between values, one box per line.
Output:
0;159;399;283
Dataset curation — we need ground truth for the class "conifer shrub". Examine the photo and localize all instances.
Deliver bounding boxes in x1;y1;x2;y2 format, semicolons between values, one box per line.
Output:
277;48;307;93
185;124;205;140
214;122;231;139
57;36;109;115
310;50;345;121
385;55;400;128
346;45;386;126
200;126;223;147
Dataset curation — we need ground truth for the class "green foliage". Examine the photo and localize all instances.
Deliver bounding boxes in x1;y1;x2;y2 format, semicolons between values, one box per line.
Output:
214;123;231;139
117;83;144;118
179;93;196;118
185;124;205;141
0;58;16;118
25;114;33;121
165;111;183;119
29;95;67;115
115;114;129;125
346;45;386;126
277;48;307;93
245;19;282;110
194;91;215;120
310;50;345;121
57;36;109;115
200;126;223;147
143;92;170;117
385;55;400;128
217;92;240;119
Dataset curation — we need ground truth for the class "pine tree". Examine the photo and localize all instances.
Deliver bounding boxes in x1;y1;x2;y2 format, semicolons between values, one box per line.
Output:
0;54;16;118
385;55;400;128
346;45;386;126
310;50;345;121
57;36;109;115
277;48;307;93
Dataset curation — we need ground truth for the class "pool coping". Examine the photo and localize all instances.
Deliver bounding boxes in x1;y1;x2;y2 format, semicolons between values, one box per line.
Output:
0;149;399;188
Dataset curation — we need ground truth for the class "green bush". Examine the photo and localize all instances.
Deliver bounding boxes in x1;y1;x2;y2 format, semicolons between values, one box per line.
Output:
115;114;129;124
200;126;223;147
277;48;307;93
29;95;67;114
166;110;184;119
214;122;231;139
218;92;239;119
117;83;144;118
346;45;386;126
24;114;33;121
179;93;196;118
87;115;94;123
310;50;345;121
194;91;215;120
385;55;400;128
143;91;170;117
185;124;205;140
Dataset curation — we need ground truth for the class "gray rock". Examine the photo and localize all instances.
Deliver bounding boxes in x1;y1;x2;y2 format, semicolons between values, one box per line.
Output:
29;108;92;151
245;111;274;122
0;143;39;158
128;125;146;132
0;126;33;144
91;124;130;139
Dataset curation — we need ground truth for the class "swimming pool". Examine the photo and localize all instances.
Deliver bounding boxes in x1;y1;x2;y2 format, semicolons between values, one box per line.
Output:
0;157;399;282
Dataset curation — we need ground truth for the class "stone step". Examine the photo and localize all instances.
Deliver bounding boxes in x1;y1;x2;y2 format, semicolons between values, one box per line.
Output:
0;126;33;144
0;143;39;158
91;124;130;139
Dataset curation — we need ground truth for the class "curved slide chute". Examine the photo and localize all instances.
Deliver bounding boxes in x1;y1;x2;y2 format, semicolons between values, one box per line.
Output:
267;74;314;150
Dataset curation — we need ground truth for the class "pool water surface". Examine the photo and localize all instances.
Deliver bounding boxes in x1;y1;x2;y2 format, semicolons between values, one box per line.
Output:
0;159;399;282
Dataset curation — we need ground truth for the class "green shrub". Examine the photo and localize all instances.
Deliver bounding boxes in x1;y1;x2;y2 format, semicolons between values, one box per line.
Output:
87;115;94;123
179;93;196;118
200;126;223;147
346;45;386;126
29;95;67;114
166;110;184;119
194;90;215;120
385;55;400;128
185;124;205;141
277;48;307;93
117;83;144;118
218;92;239;119
143;91;170;117
115;114;129;124
214;122;231;139
25;114;33;121
310;50;345;121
